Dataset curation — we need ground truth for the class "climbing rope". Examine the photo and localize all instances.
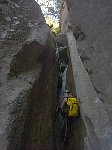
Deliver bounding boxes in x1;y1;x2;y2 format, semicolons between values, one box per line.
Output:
62;117;68;146
55;107;71;149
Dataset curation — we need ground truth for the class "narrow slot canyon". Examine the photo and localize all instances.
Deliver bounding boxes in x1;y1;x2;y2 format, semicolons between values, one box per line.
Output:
0;0;112;150
53;39;85;150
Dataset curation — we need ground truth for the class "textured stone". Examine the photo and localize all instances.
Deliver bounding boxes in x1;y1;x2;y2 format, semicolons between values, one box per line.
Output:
59;1;112;149
67;30;112;150
66;0;112;122
0;0;55;149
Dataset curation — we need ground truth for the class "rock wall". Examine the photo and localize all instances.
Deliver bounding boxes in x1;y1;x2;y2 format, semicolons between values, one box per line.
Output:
55;33;85;150
60;0;112;149
65;0;112;122
67;30;112;150
0;0;55;149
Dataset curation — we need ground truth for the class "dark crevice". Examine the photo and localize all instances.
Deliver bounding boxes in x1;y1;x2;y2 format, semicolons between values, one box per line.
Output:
54;43;85;150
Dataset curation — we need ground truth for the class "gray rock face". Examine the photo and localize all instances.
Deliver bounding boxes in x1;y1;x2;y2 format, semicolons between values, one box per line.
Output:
0;0;55;149
67;29;112;150
65;0;112;122
60;0;112;149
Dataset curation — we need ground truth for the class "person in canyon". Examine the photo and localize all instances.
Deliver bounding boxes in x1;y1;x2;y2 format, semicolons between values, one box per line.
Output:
60;90;73;109
57;90;80;146
61;90;80;117
56;90;80;119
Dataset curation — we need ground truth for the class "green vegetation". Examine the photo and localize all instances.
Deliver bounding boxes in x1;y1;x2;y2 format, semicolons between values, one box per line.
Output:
35;0;62;34
45;16;60;35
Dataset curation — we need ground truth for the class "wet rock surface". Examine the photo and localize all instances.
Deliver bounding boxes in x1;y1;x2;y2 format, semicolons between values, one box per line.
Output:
0;0;55;149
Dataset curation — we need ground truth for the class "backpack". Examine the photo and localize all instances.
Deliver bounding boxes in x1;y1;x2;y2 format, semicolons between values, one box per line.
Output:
65;97;79;117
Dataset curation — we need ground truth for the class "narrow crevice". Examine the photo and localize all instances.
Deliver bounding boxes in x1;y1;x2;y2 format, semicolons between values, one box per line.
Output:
54;40;86;150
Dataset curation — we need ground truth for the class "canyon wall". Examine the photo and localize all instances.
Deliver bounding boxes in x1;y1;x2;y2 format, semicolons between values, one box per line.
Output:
1;0;112;149
0;0;55;149
65;0;112;121
60;0;112;149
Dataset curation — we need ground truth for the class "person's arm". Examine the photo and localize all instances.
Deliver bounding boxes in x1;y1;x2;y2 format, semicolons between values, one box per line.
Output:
60;98;67;108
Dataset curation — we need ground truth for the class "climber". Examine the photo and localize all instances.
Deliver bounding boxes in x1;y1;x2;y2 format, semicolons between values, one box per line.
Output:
56;90;80;145
60;90;72;108
60;90;80;118
58;90;79;118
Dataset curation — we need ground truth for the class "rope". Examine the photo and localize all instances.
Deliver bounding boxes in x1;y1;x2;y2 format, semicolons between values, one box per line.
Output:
62;117;68;146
